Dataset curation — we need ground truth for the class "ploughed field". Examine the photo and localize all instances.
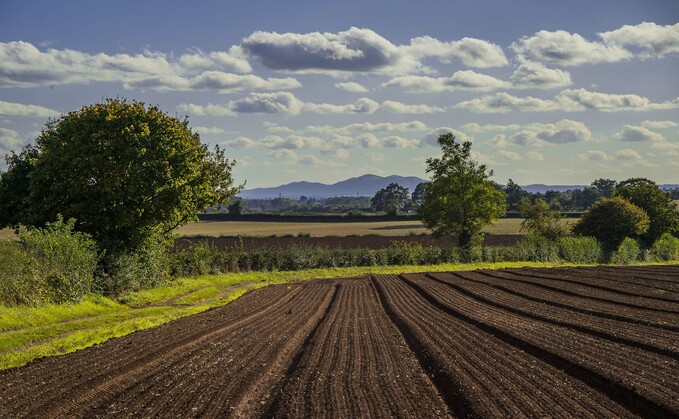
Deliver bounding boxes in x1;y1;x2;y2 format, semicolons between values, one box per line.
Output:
1;266;678;418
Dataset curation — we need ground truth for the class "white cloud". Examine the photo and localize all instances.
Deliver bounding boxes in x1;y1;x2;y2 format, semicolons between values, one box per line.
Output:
487;134;509;148
599;22;679;58
181;93;379;116
578;150;611;161
639;120;677;129
0;100;60;117
615;148;643;160
511;30;631;66
357;133;381;148
612;125;665;142
511;119;592;146
382;135;420;148
406;36;508;67
381;100;445;114
304;97;379;114
459;123;521;133
498;150;522;160
526;151;544;161
304;120;428;135
455;92;561;113
220;136;259;148
0;41;265;91
456;88;679;113
335;82;369;92
383;70;510;93
193;126;226;135
509;62;572;89
0;127;23;152
421;127;471;147
366;151;385;161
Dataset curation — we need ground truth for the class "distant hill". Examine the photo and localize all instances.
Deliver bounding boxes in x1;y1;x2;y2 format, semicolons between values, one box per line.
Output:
239;176;679;199
239;174;427;199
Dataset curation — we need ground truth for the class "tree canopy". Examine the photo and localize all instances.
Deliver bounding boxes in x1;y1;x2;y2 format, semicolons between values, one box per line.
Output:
572;197;649;250
370;182;410;214
418;133;506;255
614;178;679;245
0;98;240;255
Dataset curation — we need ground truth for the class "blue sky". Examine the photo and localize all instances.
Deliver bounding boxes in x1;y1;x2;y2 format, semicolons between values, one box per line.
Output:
1;0;678;188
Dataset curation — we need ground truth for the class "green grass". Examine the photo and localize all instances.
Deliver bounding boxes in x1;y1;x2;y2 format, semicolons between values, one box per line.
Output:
2;259;677;370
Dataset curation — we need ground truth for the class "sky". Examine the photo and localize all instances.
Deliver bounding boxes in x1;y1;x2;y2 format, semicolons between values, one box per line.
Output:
1;0;678;188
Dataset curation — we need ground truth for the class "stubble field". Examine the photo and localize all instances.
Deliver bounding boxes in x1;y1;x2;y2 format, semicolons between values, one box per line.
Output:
1;265;677;418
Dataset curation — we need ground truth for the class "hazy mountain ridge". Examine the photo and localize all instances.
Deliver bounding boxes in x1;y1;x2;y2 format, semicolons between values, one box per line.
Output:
239;175;679;199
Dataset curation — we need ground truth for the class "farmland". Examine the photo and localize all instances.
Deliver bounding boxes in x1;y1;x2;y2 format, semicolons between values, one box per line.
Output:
1;265;677;417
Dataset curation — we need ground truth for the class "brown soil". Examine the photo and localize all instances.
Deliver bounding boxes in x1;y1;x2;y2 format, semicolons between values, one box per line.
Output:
174;233;522;251
1;266;678;418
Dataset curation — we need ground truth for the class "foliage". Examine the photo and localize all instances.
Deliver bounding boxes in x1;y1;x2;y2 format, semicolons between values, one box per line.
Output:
591;178;616;199
518;197;567;240
504;179;530;211
614;178;679;245
0;98;240;257
610;237;642;265
227;198;244;215
418;133;506;257
572;197;649;250
411;182;429;207
649;233;679;261
0;217;98;306
557;236;602;264
370;182;410;213
514;234;561;262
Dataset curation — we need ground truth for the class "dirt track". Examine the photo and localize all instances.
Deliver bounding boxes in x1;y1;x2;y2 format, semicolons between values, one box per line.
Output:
1;266;678;417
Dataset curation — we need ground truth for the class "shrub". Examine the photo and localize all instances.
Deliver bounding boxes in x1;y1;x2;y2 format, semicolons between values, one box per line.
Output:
518;198;568;240
515;234;560;262
650;233;679;261
572;197;649;250
99;236;170;296
557;237;603;264
610;237;641;265
0;241;42;306
18;217;98;303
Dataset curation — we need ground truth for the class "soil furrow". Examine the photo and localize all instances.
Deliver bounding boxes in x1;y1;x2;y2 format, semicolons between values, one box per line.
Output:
268;279;450;417
478;269;679;314
504;268;679;304
372;275;635;418
544;267;679;295
400;274;679;417
426;272;679;357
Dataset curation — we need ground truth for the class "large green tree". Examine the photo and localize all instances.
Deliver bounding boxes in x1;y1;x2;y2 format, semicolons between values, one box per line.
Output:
370;182;410;214
614;178;679;245
418;133;506;256
0;99;240;255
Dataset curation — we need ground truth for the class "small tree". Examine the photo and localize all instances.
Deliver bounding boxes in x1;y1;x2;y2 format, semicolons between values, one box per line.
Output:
228;198;244;215
419;133;506;258
572;197;649;250
411;182;429;207
614;178;679;245
504;178;530;211
518;197;567;240
591;178;616;199
0;98;241;258
370;183;409;213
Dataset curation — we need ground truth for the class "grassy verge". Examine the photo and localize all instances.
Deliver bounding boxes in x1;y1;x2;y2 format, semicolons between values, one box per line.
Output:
1;260;676;370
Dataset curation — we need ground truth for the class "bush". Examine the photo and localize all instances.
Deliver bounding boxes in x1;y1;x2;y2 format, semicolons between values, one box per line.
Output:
650;233;679;261
18;217;98;303
610;237;641;265
99;236;170;296
557;237;602;264
515;234;560;262
0;241;42;306
572;197;649;250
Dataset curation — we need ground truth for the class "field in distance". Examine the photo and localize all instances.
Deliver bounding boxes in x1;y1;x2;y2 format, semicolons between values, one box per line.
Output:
176;218;550;237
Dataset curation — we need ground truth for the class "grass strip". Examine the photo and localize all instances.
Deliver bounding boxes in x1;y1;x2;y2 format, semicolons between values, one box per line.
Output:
1;260;677;370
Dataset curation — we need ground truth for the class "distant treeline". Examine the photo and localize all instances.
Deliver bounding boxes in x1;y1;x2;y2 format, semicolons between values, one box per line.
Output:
198;212;582;223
